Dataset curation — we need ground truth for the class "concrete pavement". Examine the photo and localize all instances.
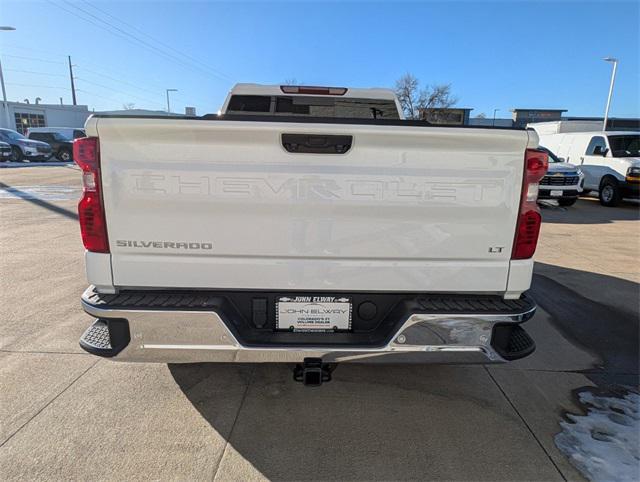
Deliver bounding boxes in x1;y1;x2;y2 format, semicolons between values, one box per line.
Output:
1;166;638;481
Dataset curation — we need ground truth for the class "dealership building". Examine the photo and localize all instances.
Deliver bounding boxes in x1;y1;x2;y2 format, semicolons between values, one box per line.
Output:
422;107;569;127
0;101;91;134
423;106;638;130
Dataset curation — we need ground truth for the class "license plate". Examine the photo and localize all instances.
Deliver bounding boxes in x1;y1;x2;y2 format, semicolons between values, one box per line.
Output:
550;190;563;197
276;296;352;332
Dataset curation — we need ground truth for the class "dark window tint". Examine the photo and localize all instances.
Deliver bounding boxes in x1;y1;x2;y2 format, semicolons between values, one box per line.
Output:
227;95;400;119
276;97;310;115
585;136;607;155
29;133;52;141
227;95;271;113
275;96;399;119
607;135;640;157
73;130;86;139
52;132;71;141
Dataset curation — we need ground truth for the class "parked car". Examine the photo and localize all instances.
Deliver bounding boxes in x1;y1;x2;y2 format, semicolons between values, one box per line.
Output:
26;126;86;140
537;146;584;206
531;128;640;207
27;131;74;162
0;141;12;161
0;128;53;162
75;83;548;385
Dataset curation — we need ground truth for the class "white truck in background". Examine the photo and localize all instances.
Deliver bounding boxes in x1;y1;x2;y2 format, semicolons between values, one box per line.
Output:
529;121;640;206
74;84;547;385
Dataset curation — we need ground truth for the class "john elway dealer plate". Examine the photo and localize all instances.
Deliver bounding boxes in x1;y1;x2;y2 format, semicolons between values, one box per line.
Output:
276;296;352;332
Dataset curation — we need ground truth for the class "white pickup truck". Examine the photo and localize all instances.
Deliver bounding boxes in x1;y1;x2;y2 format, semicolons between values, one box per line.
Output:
75;84;547;385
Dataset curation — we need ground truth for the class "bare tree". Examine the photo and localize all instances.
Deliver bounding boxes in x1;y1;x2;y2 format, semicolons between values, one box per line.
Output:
283;78;300;85
476;112;487;119
122;103;136;110
395;73;420;119
395;73;458;120
418;84;457;113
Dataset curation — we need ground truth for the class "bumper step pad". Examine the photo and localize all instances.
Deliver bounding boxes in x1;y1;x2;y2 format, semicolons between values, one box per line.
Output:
79;318;130;358
80;320;111;350
491;324;536;360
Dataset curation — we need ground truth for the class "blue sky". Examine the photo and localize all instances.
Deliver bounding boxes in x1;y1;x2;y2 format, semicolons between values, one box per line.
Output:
2;0;639;118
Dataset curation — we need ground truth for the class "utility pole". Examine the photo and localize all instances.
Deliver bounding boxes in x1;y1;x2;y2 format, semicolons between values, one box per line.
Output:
0;57;10;128
68;55;77;105
602;57;618;131
492;109;500;127
0;26;16;129
166;88;177;114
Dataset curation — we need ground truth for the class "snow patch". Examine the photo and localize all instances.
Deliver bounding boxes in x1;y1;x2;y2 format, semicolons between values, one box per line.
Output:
555;391;640;482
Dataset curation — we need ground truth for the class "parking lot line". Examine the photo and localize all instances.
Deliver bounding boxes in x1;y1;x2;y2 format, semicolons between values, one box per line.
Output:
0;355;99;447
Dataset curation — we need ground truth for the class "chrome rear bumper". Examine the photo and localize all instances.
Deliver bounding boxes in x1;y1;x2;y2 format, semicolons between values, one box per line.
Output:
80;286;536;364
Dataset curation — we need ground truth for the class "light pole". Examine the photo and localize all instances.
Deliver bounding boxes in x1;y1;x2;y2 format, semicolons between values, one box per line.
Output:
492;109;500;127
0;26;16;129
602;57;618;131
166;88;178;114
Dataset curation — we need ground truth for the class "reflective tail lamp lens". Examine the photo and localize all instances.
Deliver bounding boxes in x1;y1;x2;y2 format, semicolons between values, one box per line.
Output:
512;148;548;259
74;137;109;253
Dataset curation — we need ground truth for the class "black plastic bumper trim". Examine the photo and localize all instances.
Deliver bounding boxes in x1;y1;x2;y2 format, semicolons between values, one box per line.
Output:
79;318;130;358
82;288;536;350
84;287;535;315
490;324;536;360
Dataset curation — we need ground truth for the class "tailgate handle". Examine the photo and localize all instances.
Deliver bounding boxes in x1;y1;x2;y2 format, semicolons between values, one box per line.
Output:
282;134;352;154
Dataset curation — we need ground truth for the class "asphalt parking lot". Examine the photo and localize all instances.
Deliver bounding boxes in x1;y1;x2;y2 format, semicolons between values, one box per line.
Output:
1;165;638;481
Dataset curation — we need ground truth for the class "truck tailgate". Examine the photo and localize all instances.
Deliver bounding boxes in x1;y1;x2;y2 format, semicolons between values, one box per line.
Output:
91;117;531;293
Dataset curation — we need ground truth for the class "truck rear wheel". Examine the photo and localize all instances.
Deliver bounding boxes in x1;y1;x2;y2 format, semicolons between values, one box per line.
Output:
599;178;622;207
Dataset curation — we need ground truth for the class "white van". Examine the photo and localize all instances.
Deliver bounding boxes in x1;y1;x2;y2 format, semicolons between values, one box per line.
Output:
25;127;86;140
530;128;640;206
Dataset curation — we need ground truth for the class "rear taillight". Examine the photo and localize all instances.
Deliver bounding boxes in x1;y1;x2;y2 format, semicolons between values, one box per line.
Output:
74;137;109;253
512;148;548;260
280;85;348;95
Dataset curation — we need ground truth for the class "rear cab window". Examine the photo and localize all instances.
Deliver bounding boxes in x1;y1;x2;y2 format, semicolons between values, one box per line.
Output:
29;133;52;142
52;132;71;142
226;95;400;119
227;95;272;113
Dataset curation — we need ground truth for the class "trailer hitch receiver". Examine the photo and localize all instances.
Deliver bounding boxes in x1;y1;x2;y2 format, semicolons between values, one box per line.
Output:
293;358;334;386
